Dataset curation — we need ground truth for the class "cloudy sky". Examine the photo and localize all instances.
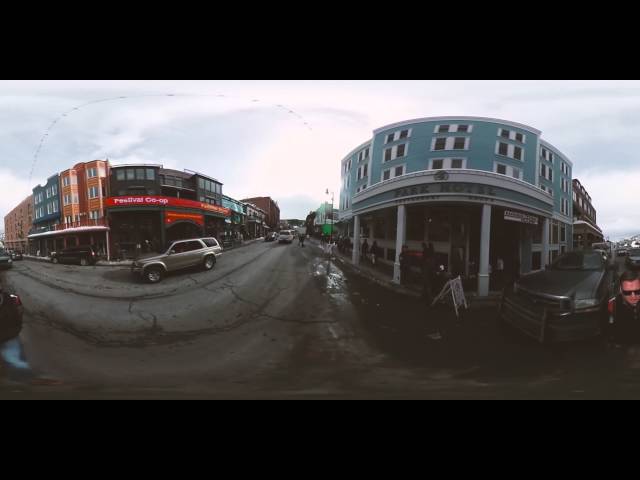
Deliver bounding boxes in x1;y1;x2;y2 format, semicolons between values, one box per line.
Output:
0;80;637;239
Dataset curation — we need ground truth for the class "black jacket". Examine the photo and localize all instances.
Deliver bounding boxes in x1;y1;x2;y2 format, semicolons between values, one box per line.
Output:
608;295;640;344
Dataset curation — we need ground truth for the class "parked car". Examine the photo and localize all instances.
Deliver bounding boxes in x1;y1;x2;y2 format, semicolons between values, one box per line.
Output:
499;250;618;343
616;248;628;257
51;245;98;266
278;230;294;244
131;237;222;283
11;251;23;261
626;249;640;269
0;287;23;343
0;249;13;270
264;232;278;242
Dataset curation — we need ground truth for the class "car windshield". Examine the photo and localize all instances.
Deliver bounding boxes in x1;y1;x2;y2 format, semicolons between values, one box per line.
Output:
549;251;604;270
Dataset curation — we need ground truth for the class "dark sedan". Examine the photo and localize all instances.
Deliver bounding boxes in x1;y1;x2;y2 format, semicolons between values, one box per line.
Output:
0;249;13;270
626;249;640;269
499;251;618;343
0;288;23;343
51;245;98;266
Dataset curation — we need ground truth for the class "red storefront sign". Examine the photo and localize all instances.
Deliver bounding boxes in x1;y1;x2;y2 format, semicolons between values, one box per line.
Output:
165;211;204;226
105;196;231;217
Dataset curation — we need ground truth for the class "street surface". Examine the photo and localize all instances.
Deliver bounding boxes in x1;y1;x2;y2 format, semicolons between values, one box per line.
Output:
1;243;639;399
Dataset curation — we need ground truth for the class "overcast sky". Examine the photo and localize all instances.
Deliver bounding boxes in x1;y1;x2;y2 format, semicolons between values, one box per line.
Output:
0;80;637;240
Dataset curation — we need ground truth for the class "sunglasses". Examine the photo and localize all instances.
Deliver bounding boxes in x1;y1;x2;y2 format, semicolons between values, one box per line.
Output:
622;289;640;296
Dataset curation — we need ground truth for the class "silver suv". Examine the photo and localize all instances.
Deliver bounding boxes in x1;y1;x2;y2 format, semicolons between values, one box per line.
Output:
132;237;222;283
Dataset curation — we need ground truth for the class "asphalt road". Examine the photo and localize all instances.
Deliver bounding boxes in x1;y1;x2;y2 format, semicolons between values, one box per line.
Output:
1;244;640;399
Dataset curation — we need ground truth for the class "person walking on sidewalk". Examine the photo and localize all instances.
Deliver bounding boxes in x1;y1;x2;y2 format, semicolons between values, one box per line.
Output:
298;233;305;247
399;245;410;285
370;240;379;266
361;238;369;262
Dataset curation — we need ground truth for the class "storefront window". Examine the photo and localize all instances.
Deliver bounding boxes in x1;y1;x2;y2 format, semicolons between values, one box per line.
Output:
116;170;125;181
136;169;145;180
126;169;135;180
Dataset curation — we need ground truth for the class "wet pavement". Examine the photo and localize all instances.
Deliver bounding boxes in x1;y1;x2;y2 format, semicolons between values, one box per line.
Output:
1;245;640;398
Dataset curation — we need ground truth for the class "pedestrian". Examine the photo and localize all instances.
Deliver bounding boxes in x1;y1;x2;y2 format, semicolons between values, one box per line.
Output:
496;257;505;290
361;238;369;261
299;232;305;247
370;240;379;265
607;270;640;347
422;242;434;303
399;245;410;285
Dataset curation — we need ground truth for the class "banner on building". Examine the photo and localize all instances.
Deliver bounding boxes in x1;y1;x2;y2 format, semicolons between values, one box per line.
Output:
504;210;538;225
164;211;204;226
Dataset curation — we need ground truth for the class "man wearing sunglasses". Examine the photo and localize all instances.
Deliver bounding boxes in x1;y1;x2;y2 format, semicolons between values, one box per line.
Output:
607;270;640;346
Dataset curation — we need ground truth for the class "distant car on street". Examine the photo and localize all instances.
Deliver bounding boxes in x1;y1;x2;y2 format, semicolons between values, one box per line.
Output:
626;248;640;269
131;237;222;283
616;248;628;257
0;287;23;343
11;251;23;261
0;249;13;270
51;245;98;266
278;230;294;244
499;250;618;343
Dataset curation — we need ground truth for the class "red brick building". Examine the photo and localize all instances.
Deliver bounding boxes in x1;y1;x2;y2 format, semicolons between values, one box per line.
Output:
3;194;33;252
241;197;280;230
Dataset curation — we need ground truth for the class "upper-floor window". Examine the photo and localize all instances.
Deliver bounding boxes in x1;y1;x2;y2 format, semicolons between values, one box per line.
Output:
496;141;525;161
87;167;98;178
430;158;467;170
357;147;370;162
88;186;100;199
384;129;412;144
432;137;470;151
126;169;135;181
498;128;526;143
494;162;522;180
382;164;406;181
434;124;473;133
383;143;408;162
541;147;554;163
63;176;70;187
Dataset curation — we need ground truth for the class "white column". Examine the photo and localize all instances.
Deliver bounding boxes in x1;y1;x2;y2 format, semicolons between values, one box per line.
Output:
478;204;491;296
352;215;361;265
542;217;550;268
106;229;111;261
393;204;407;284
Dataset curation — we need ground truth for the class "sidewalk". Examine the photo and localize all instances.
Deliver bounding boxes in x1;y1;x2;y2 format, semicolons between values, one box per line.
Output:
24;237;266;267
309;238;501;309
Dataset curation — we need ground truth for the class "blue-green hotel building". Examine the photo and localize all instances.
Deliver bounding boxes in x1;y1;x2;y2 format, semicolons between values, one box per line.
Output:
338;117;574;296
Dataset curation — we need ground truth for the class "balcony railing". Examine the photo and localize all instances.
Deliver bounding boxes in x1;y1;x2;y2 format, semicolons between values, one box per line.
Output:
54;218;107;231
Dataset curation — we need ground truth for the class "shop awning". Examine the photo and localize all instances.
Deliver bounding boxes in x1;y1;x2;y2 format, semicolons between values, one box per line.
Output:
28;226;110;239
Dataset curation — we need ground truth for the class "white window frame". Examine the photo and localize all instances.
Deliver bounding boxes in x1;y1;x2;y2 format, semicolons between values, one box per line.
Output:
496;141;525;161
382;163;406;182
431;137;470;151
429;158;467;169
383;143;409;162
498;128;526;144
88;186;99;199
494;161;522;180
384;128;413;144
434;124;473;134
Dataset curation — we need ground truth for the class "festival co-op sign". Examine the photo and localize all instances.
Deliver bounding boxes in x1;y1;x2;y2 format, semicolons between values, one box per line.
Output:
105;196;231;217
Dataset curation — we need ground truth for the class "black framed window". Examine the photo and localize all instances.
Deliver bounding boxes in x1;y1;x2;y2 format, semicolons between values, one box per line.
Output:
396;144;406;157
395;166;403;177
497;164;507;175
387;133;394;143
383;170;390;181
384;148;392;161
126;169;135;180
453;137;466;149
434;138;446;150
515;132;523;142
399;130;409;139
116;170;125;181
432;159;444;169
501;129;510;138
498;142;508;156
457;124;469;132
438;125;449;133
451;158;463;168
513;146;522;160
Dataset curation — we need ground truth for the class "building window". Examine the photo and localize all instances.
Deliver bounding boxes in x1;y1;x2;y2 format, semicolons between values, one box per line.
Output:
434;138;446;150
501;129;510;139
87;168;98;178
512;167;520;179
126;169;135;180
513;146;522;161
136;169;145;180
453;137;466;150
383;170;390;181
498;142;508;156
363;164;368;177
438;125;450;133
432;159;444;169
395;166;404;177
116;170;125;181
457;124;469;133
496;164;507;175
451;158;463;168
540;164;546;177
384;148;392;161
399;130;409;139
386;133;394;143
396;144;406;157
515;133;524;142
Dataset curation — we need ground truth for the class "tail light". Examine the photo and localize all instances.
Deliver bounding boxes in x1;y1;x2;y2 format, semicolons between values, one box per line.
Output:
9;294;22;307
608;297;616;315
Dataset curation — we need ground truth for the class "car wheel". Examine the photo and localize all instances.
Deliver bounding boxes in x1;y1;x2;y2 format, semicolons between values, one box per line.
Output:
145;266;163;283
52;257;58;264
80;258;88;266
203;255;216;270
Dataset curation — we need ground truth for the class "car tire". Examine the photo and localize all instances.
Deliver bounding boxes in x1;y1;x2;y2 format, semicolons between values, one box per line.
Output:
203;255;216;270
52;257;58;264
145;266;163;283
